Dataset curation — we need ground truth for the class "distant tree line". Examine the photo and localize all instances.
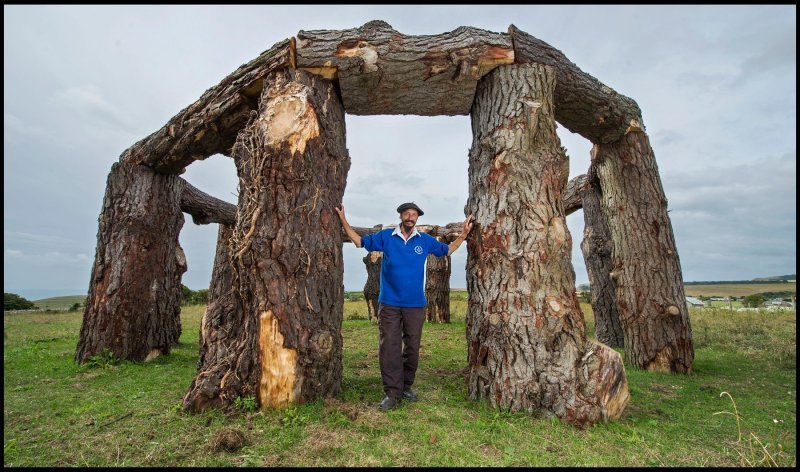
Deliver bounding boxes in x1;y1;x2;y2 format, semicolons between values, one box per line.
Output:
4;293;37;311
181;285;209;306
684;279;795;285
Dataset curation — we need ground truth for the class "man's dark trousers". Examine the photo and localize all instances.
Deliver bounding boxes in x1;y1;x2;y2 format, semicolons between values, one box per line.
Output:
377;304;425;399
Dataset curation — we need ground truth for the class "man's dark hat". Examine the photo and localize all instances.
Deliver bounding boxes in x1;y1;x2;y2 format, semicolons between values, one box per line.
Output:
397;202;424;216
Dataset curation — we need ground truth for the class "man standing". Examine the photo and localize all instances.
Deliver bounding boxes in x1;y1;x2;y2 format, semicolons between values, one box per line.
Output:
335;202;473;412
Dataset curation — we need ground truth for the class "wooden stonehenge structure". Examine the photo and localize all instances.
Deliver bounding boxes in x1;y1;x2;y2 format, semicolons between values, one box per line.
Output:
75;21;694;427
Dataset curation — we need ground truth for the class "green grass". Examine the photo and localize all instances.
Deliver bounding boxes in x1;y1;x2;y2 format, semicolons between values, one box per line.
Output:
3;301;796;467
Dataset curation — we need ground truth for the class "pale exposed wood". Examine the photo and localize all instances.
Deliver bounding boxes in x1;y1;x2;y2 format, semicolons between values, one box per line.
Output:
593;131;694;373
465;63;628;427
296;20;513;115
121;38;295;174
509;25;643;144
76;162;185;363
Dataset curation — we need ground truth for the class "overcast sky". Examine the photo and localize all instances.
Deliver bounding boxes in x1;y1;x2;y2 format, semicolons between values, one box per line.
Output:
4;5;796;300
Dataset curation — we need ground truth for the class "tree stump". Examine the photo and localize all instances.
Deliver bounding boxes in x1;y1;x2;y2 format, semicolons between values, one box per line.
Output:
183;68;350;412
425;252;451;323
580;165;624;347
465;63;628;427
75;162;185;363
362;251;382;322
592;131;694;373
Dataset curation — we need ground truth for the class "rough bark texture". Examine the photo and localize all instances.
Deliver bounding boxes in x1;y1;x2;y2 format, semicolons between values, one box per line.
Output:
296;20;514;115
593;132;694;373
425;252;452;323
184;68;350;412
465;64;628;427
183;224;239;411
76;162;186;364
180;178;237;226
509;25;643;144
562;174;586;216
580;166;624;347
121;39;295;174
362;251;382;322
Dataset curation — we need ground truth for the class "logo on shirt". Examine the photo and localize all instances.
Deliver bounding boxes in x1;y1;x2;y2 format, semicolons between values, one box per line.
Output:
414;245;423;254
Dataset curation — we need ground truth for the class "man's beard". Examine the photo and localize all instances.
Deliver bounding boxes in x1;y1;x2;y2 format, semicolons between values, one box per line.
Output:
403;220;415;229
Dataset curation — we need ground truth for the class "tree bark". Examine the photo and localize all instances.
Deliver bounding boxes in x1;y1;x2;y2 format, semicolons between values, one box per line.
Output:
509;25;643;144
562;174;586;216
180;178;237;226
183;224;240;412
593;131;694;373
296;20;514;115
580;166;624;347
76;162;186;364
183;68;350;412
425;252;451;323
121;39;295;174
362;251;382;322
465;63;628;427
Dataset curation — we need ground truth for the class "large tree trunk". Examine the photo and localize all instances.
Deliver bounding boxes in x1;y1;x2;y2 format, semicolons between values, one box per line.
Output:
182;224;240;411
465;63;628;427
580;165;624;347
296;20;513;116
183;68;350;412
76;162;186;364
593;131;694;373
425;253;451;323
362;251;382;322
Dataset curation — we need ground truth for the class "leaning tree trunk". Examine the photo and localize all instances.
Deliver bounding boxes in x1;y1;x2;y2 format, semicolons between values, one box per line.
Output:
580;164;624;347
465;63;628;427
76;162;186;364
183;68;350;412
183;224;241;411
362;251;382;322
592;131;694;373
425;252;451;323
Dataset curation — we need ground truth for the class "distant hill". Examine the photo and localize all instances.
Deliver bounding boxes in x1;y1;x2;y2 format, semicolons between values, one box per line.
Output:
33;295;86;311
752;274;796;282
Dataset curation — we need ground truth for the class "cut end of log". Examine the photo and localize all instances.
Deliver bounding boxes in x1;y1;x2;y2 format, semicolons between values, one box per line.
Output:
666;305;680;316
260;88;321;156
259;310;298;409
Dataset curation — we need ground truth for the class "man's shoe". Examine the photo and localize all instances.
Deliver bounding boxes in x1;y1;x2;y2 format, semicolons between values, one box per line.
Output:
378;396;399;412
402;388;418;401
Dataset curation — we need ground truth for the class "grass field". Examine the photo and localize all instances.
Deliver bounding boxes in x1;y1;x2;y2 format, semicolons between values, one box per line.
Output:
3;297;795;467
683;283;796;298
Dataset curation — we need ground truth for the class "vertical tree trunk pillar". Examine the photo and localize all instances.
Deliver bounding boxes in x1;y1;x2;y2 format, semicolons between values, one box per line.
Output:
593;131;694;373
183;68;350;412
76;162;186;363
465;64;628;427
183;224;241;411
425;252;451;323
580;164;624;347
362;251;382;322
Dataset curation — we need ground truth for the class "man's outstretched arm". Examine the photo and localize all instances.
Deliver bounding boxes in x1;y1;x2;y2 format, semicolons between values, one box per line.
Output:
334;206;362;248
448;215;474;256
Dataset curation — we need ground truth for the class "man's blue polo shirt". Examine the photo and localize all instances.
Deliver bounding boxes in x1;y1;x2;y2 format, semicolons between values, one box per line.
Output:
361;228;450;308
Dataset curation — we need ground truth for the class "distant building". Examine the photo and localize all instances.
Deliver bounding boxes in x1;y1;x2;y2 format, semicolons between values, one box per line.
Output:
686;296;705;307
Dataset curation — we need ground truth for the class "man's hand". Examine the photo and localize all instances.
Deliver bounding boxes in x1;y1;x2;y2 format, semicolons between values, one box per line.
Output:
334;205;346;222
335;205;362;248
461;214;474;238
